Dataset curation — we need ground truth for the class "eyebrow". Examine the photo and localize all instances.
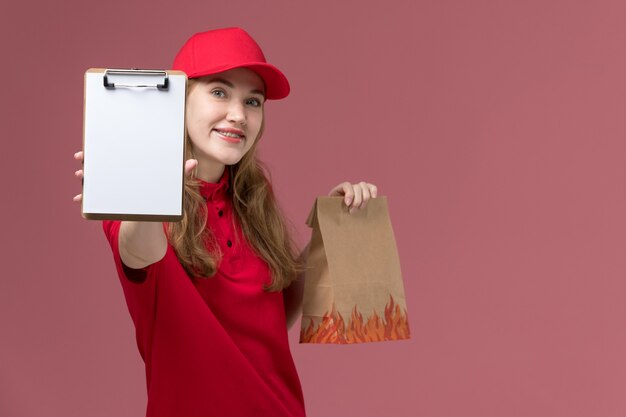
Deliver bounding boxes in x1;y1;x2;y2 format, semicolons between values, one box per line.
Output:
205;77;265;98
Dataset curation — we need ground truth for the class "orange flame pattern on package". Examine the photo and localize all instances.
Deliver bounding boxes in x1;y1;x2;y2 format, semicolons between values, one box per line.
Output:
300;294;410;344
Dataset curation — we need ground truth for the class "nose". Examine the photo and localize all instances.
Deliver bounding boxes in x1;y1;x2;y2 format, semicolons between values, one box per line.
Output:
226;101;246;125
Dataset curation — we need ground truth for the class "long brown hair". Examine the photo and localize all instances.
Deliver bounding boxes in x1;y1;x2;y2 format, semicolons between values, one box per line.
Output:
166;78;303;292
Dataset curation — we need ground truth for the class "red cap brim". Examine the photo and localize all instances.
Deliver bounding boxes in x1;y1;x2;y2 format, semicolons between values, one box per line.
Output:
184;62;290;100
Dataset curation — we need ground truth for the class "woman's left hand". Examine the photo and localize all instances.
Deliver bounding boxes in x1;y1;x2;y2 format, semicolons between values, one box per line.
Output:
328;181;378;214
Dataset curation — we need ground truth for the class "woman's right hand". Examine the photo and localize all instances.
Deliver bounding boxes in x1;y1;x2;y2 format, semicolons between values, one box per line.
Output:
72;151;198;202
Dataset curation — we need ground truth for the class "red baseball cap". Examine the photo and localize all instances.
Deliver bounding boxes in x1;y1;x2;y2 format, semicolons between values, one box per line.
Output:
172;27;290;100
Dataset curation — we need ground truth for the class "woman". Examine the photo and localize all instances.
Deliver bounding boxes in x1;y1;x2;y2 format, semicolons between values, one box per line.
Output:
73;27;377;417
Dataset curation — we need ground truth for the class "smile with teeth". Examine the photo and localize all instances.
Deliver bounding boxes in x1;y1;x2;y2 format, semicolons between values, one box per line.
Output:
214;129;244;139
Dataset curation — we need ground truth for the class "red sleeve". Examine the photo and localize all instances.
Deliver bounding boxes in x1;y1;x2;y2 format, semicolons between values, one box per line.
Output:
102;220;153;284
102;220;162;362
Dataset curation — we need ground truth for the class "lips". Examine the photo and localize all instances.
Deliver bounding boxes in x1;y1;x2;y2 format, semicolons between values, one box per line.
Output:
213;127;246;140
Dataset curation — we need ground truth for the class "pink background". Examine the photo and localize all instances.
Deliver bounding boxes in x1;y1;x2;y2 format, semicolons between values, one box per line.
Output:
2;0;626;416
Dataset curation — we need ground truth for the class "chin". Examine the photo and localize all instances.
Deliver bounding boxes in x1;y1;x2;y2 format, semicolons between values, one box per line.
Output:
217;154;246;166
198;146;247;166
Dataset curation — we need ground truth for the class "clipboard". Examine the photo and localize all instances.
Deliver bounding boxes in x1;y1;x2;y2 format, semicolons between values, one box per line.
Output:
81;68;187;221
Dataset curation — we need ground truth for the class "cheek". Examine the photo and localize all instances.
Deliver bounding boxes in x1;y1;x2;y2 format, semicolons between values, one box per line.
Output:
185;103;199;132
185;114;208;146
250;112;264;134
185;105;211;137
185;114;199;142
246;126;262;147
185;92;212;124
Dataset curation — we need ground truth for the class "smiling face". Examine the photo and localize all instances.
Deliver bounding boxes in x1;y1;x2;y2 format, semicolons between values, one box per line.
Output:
185;67;266;182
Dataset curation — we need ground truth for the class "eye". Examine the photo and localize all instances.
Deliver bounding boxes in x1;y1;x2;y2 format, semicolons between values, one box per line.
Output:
246;97;262;107
211;89;226;98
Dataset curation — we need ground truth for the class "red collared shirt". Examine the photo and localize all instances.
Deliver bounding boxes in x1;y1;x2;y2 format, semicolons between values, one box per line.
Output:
102;168;306;417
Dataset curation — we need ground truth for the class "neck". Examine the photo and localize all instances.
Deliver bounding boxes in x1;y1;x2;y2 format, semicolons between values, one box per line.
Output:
196;162;226;183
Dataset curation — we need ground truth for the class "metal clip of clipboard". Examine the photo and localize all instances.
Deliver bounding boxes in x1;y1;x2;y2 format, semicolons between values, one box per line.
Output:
103;68;169;90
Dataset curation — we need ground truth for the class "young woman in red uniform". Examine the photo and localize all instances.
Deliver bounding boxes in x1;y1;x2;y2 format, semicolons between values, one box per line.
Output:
73;27;378;417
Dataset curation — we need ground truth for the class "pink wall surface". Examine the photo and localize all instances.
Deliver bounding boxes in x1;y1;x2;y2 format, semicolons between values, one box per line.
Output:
2;0;626;416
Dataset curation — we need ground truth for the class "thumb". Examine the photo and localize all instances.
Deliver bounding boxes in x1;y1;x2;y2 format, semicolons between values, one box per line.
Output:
184;159;198;177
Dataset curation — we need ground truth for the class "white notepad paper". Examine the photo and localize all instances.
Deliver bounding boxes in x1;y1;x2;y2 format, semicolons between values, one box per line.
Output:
81;68;187;221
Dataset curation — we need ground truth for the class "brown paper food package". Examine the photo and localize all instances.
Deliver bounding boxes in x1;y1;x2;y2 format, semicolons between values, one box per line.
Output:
299;196;411;344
